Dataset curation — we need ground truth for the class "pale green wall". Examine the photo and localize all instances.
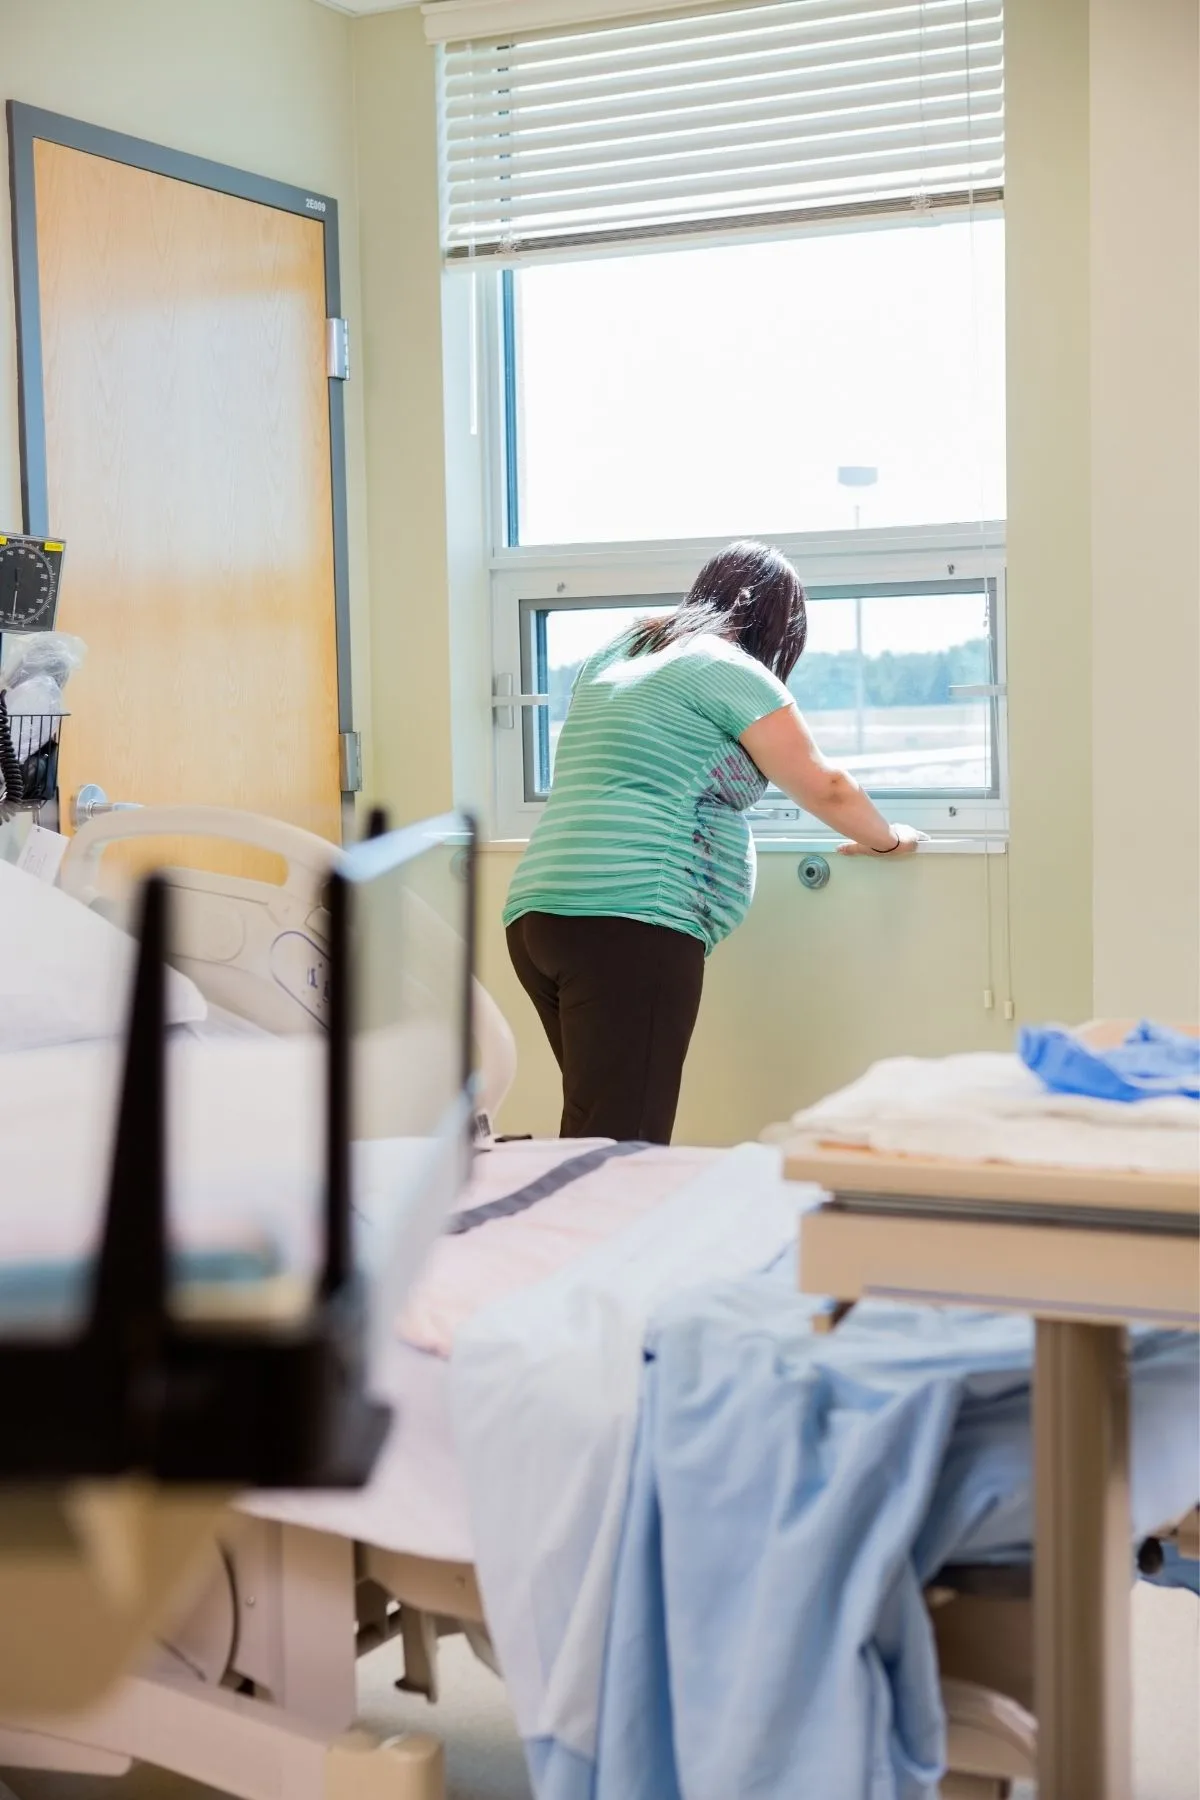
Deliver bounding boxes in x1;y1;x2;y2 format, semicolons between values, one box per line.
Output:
1003;0;1095;1028
0;0;376;776
1089;0;1199;1019
479;849;1017;1143
351;4;1098;1144
351;9;455;824
4;0;1159;1148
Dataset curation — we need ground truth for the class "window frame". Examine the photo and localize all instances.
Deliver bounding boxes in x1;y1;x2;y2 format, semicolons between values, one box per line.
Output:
491;540;1008;845
479;265;1009;849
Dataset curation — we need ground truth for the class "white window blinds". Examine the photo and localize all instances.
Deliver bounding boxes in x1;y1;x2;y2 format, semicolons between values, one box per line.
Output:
437;0;1004;261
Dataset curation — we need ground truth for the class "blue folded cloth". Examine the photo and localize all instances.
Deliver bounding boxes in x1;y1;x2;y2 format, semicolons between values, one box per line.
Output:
1019;1020;1200;1103
1142;1538;1200;1598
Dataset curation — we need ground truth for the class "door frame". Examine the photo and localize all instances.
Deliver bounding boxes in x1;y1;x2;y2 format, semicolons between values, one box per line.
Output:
5;100;356;773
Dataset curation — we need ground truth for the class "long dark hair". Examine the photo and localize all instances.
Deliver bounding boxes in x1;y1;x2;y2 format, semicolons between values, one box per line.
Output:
628;540;807;682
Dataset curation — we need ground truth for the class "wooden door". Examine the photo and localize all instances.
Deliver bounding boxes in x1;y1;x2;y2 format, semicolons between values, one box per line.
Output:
10;112;347;858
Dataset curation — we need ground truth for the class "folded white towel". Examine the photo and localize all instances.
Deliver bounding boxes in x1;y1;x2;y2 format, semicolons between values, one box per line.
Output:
780;1053;1199;1175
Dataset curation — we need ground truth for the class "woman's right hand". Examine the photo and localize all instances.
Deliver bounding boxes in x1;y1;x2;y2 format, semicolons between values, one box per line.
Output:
837;823;926;857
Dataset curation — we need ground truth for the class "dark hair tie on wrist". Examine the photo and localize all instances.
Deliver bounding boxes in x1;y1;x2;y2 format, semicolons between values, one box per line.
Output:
874;833;902;853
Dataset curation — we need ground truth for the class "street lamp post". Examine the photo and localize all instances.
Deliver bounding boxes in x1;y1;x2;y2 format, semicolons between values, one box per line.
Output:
837;467;878;755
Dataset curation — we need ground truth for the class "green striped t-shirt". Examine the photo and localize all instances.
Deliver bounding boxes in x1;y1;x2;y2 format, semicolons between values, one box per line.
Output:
503;631;793;954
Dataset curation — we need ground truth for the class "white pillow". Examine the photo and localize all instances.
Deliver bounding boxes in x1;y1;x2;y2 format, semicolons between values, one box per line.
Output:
0;858;208;1049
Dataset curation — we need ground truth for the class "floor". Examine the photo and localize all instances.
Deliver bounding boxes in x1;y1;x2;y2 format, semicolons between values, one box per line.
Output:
4;1583;1197;1799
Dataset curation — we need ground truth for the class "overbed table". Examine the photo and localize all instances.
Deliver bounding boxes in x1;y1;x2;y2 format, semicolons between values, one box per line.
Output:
783;1025;1200;1800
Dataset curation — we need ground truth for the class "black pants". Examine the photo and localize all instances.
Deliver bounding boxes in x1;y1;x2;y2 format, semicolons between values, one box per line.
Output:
506;912;705;1144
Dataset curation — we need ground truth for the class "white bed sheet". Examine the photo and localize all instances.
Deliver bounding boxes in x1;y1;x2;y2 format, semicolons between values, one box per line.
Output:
242;1339;474;1564
243;1142;795;1569
0;1036;324;1273
240;1141;736;1565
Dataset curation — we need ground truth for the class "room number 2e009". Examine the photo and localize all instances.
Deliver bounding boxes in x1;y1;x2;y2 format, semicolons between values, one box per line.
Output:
305;196;327;213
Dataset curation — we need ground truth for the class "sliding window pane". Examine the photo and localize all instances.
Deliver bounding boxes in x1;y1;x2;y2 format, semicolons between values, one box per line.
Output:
523;584;995;801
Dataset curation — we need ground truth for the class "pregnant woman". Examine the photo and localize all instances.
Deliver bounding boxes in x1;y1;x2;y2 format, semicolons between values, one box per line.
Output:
504;540;921;1142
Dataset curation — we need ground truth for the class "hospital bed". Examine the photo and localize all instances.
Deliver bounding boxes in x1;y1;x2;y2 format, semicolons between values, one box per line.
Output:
0;807;482;1797
0;805;1194;1800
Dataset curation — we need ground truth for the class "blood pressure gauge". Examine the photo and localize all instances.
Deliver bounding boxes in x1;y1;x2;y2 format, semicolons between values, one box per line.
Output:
0;532;65;633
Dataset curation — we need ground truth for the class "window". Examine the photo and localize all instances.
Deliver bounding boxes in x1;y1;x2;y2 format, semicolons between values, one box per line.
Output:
485;230;1008;842
442;0;1009;844
509;220;1006;546
494;573;1004;840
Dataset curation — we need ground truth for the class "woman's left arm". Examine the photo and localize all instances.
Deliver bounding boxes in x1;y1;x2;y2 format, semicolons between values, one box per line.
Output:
740;703;924;854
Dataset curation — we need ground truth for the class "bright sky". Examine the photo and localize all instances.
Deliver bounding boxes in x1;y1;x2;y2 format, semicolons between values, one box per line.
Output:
515;217;1006;546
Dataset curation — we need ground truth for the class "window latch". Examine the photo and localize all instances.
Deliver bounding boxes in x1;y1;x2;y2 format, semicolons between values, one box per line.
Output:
491;676;550;729
492;674;515;730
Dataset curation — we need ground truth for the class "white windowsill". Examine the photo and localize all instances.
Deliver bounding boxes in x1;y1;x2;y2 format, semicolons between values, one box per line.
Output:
755;835;1007;855
479;835;1007;856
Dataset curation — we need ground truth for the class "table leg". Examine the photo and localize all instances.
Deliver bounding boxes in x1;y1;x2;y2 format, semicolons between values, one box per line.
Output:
1033;1319;1132;1800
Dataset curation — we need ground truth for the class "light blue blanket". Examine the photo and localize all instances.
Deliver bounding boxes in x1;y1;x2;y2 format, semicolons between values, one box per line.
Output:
450;1146;803;1800
593;1261;1200;1800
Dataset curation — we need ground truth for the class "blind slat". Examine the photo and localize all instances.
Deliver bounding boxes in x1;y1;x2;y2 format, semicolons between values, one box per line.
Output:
447;137;1003;224
437;0;1005;259
444;59;1002;150
442;0;990;69
443;46;1002;138
447;92;1004;179
443;12;999;99
446;115;1003;207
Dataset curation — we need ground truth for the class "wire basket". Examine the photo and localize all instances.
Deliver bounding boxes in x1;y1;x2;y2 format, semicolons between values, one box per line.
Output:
0;695;67;808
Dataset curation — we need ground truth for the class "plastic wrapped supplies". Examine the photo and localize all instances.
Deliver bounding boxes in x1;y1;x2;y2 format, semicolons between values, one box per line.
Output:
0;633;85;806
0;632;86;717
